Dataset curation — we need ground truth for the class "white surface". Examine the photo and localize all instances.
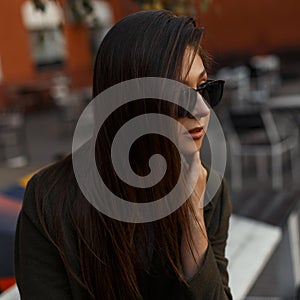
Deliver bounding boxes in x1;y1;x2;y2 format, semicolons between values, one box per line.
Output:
85;0;113;28
288;212;300;286
0;285;19;300
226;215;282;300
21;0;64;29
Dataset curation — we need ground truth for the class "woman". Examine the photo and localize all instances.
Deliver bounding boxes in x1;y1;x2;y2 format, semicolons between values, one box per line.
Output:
15;9;232;300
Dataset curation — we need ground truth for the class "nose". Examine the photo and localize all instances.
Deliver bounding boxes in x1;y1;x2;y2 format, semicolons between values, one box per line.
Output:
188;93;210;119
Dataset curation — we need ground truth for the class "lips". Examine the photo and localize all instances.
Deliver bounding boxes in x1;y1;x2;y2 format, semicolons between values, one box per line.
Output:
184;126;205;139
188;127;202;133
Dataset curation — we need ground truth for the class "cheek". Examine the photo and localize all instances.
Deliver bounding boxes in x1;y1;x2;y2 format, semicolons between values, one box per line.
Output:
176;118;187;134
204;112;211;129
191;97;210;118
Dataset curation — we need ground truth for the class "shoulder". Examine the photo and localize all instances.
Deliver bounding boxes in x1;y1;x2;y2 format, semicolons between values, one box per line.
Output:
21;155;76;233
23;155;74;200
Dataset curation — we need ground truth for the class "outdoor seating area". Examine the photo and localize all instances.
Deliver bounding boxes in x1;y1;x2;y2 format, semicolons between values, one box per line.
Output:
215;55;300;298
1;1;300;299
0;60;300;299
215;55;300;192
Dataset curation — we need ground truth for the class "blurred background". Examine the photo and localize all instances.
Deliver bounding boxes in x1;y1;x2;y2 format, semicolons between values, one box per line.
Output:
0;0;300;299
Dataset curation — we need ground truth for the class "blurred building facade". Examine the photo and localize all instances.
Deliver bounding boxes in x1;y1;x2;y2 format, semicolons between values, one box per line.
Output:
0;0;135;109
197;0;300;75
0;0;300;109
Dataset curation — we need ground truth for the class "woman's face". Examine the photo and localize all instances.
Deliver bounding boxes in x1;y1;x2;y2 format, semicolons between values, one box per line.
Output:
177;48;210;156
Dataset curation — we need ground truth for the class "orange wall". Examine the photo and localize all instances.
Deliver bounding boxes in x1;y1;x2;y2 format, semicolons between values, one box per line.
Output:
197;0;300;56
1;0;300;82
0;0;97;107
109;0;137;21
64;22;92;73
0;0;34;84
0;0;299;107
0;0;135;83
63;0;136;73
0;0;93;83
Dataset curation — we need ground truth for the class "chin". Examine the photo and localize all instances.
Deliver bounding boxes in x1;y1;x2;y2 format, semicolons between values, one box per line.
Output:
179;138;203;156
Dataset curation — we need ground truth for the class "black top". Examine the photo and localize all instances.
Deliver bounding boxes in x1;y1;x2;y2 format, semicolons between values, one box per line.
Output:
14;164;232;300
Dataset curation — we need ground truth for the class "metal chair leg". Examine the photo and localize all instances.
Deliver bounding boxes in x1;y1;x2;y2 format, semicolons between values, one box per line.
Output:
256;154;268;180
290;142;299;184
287;212;300;294
271;151;283;189
231;151;243;190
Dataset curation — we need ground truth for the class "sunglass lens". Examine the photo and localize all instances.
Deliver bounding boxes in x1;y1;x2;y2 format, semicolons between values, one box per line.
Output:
202;81;224;108
177;80;225;117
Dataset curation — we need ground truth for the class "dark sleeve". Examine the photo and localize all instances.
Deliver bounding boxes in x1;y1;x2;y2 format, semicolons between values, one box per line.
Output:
187;178;232;300
14;175;73;300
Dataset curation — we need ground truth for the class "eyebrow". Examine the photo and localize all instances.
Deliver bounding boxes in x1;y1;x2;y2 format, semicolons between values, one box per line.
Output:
198;69;207;82
182;69;207;85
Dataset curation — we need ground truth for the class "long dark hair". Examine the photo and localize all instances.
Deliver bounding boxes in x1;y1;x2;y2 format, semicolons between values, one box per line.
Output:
36;10;208;300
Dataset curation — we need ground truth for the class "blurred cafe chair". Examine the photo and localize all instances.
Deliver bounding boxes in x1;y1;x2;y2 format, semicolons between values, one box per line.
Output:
0;111;28;167
50;75;74;124
248;55;281;103
50;76;88;133
216;65;251;106
224;106;299;190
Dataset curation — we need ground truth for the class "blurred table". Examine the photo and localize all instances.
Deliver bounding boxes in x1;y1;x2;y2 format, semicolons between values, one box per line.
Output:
267;94;300;110
226;215;281;300
5;81;52;111
267;94;300;146
0;284;19;300
231;188;300;299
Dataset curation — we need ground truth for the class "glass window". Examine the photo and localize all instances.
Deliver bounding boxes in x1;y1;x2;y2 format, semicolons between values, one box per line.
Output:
21;0;66;70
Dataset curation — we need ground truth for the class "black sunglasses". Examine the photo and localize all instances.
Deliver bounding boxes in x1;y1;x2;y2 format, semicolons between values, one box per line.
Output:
177;79;225;118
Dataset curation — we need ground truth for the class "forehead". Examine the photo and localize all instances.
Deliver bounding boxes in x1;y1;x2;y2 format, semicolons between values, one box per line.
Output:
181;47;205;83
